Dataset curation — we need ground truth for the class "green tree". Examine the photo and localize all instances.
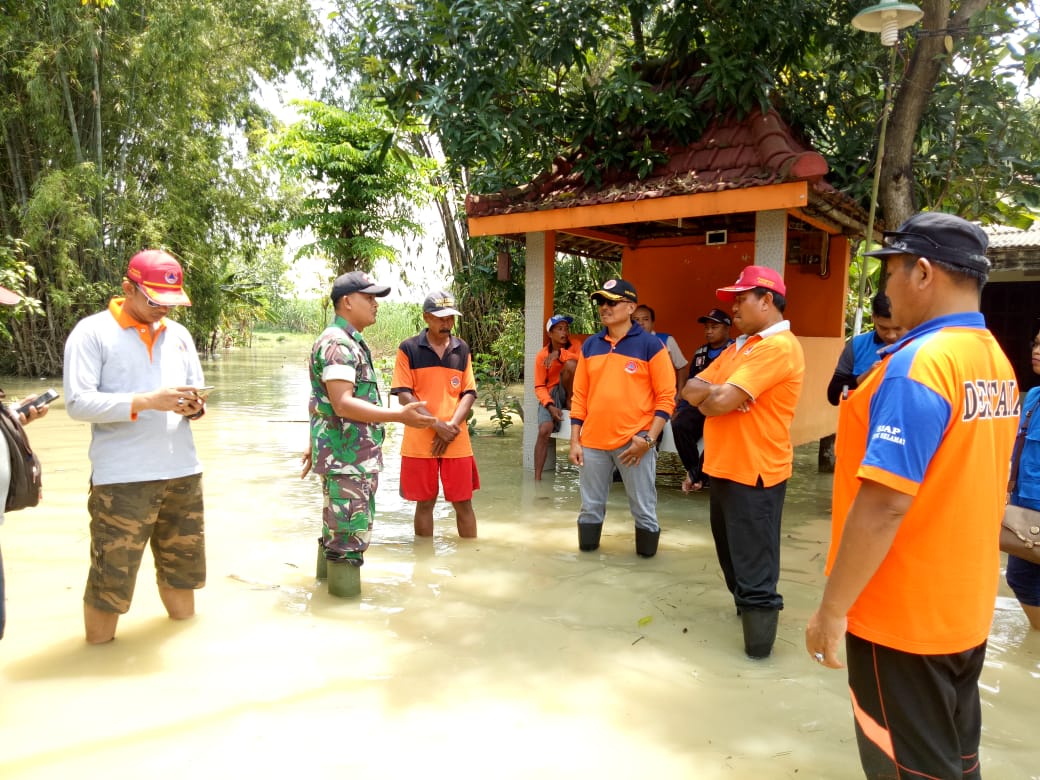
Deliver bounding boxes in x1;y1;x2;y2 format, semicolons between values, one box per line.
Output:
0;0;317;374
269;99;437;275
332;0;1038;343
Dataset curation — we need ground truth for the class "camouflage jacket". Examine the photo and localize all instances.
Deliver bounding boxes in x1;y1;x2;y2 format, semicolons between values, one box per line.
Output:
308;316;385;476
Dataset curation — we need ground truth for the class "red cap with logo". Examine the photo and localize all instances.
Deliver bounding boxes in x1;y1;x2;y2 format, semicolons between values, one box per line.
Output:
716;265;786;301
127;250;192;306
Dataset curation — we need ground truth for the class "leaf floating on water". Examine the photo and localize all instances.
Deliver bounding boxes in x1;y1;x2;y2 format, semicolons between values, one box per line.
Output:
638;615;653;627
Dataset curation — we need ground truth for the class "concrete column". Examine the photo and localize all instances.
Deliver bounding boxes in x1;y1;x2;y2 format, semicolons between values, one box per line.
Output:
755;210;788;273
523;232;548;472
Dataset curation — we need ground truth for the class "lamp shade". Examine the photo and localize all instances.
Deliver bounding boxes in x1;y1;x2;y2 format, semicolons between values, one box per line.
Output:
852;0;923;45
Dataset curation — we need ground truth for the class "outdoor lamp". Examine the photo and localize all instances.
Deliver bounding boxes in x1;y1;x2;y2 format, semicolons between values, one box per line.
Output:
852;1;924;46
849;0;923;335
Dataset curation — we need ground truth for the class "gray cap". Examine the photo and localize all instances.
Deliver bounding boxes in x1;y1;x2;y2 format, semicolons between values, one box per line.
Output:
423;290;462;317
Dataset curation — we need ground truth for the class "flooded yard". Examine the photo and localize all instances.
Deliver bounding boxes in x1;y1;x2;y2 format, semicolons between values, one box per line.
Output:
1;337;1037;779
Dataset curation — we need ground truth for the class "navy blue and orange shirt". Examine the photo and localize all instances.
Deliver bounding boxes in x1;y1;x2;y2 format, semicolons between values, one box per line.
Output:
390;330;477;459
570;323;676;450
828;311;1018;655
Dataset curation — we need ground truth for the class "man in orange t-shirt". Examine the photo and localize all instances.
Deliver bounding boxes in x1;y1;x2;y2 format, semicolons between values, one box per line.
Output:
533;314;580;480
391;290;479;538
805;213;1018;779
681;266;804;659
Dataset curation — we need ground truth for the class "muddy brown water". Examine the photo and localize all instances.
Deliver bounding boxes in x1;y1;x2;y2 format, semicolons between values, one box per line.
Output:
1;337;1037;779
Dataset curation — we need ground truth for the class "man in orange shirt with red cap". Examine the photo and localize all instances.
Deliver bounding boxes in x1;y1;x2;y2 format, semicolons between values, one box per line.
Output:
682;266;804;659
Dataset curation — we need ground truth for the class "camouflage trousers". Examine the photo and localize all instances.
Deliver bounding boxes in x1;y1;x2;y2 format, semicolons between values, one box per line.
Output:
322;473;377;566
85;474;205;614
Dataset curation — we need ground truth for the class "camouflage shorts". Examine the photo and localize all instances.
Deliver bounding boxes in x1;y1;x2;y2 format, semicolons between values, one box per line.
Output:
322;473;378;565
85;474;206;614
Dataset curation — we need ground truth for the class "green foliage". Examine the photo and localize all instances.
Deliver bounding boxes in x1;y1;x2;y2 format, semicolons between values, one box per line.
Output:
364;301;425;357
452;237;526;355
553;254;622;336
0;0;318;373
471;352;522;436
269;99;438;275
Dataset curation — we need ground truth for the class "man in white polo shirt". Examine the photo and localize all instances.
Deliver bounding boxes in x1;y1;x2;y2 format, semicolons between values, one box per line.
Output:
64;249;207;644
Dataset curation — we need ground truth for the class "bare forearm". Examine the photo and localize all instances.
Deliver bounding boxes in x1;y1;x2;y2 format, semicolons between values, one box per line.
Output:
450;393;476;427
332;396;401;424
681;377;711;407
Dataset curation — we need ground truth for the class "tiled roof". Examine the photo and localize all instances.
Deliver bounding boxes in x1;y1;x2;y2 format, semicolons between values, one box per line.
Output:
985;222;1040;249
466;107;857;221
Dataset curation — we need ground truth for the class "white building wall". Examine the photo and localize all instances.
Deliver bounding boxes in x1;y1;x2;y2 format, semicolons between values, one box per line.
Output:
522;232;548;471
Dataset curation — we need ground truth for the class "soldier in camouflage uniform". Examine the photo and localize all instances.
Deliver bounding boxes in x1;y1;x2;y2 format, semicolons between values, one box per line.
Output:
301;271;435;577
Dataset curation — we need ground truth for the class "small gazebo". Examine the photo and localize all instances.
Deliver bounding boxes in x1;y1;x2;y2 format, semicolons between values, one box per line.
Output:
466;107;872;471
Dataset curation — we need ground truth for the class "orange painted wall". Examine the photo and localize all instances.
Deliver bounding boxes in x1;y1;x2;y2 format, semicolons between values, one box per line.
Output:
617;235;852;444
620;235;850;357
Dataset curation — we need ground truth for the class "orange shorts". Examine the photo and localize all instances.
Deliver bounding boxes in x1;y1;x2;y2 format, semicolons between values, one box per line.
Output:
400;456;480;502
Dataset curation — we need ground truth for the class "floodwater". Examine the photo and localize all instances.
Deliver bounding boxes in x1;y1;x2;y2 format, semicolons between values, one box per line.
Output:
1;335;1038;780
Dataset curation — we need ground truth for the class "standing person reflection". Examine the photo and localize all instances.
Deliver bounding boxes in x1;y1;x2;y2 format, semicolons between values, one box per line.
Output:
1006;324;1040;629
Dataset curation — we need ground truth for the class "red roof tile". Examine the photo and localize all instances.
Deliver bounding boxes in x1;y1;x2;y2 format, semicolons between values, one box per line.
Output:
466;107;836;219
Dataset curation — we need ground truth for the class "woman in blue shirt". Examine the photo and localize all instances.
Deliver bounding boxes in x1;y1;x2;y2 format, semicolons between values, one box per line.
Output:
1007;324;1040;630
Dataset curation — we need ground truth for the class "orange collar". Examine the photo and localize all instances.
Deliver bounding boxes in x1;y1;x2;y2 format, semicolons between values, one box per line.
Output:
108;297;166;353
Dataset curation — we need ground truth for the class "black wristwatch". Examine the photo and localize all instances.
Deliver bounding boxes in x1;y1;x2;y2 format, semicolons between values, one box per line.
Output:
638;432;653;448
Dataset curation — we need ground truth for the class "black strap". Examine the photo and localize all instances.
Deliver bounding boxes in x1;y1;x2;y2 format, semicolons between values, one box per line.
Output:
1008;402;1037;495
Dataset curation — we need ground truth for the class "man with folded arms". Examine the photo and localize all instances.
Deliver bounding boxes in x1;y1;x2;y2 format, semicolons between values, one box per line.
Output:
682;266;804;659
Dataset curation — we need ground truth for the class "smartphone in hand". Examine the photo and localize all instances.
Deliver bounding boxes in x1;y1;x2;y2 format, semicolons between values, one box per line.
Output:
16;388;59;417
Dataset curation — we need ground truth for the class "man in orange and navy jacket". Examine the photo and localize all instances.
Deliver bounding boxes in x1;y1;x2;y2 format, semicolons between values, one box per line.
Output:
805;213;1018;780
568;278;676;558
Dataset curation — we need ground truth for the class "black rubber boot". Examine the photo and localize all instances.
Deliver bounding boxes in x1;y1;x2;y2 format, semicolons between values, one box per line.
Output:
578;522;603;551
741;608;779;659
634;527;660;558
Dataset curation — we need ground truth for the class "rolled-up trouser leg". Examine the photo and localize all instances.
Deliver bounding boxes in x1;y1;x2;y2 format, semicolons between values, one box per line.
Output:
322;473;377;566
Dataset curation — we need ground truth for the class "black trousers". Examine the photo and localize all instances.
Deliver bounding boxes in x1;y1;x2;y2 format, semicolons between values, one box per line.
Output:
671;402;706;480
708;476;786;610
846;632;984;780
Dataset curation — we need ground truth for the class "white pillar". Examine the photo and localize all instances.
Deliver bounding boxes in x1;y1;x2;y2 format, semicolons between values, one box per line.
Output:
523;232;548;472
755;210;788;273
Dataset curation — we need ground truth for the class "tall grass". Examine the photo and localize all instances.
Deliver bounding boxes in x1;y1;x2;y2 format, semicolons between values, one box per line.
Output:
257;298;423;357
366;301;425;356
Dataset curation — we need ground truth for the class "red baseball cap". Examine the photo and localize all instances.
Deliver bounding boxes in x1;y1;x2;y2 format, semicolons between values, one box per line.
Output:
0;285;20;305
716;265;786;301
126;250;192;306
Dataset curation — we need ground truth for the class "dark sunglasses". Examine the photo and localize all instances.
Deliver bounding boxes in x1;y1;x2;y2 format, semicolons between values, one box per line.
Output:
137;285;169;308
595;298;625;308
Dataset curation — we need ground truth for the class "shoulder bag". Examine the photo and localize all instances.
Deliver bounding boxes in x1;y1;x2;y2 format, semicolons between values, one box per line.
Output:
1002;401;1040;564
